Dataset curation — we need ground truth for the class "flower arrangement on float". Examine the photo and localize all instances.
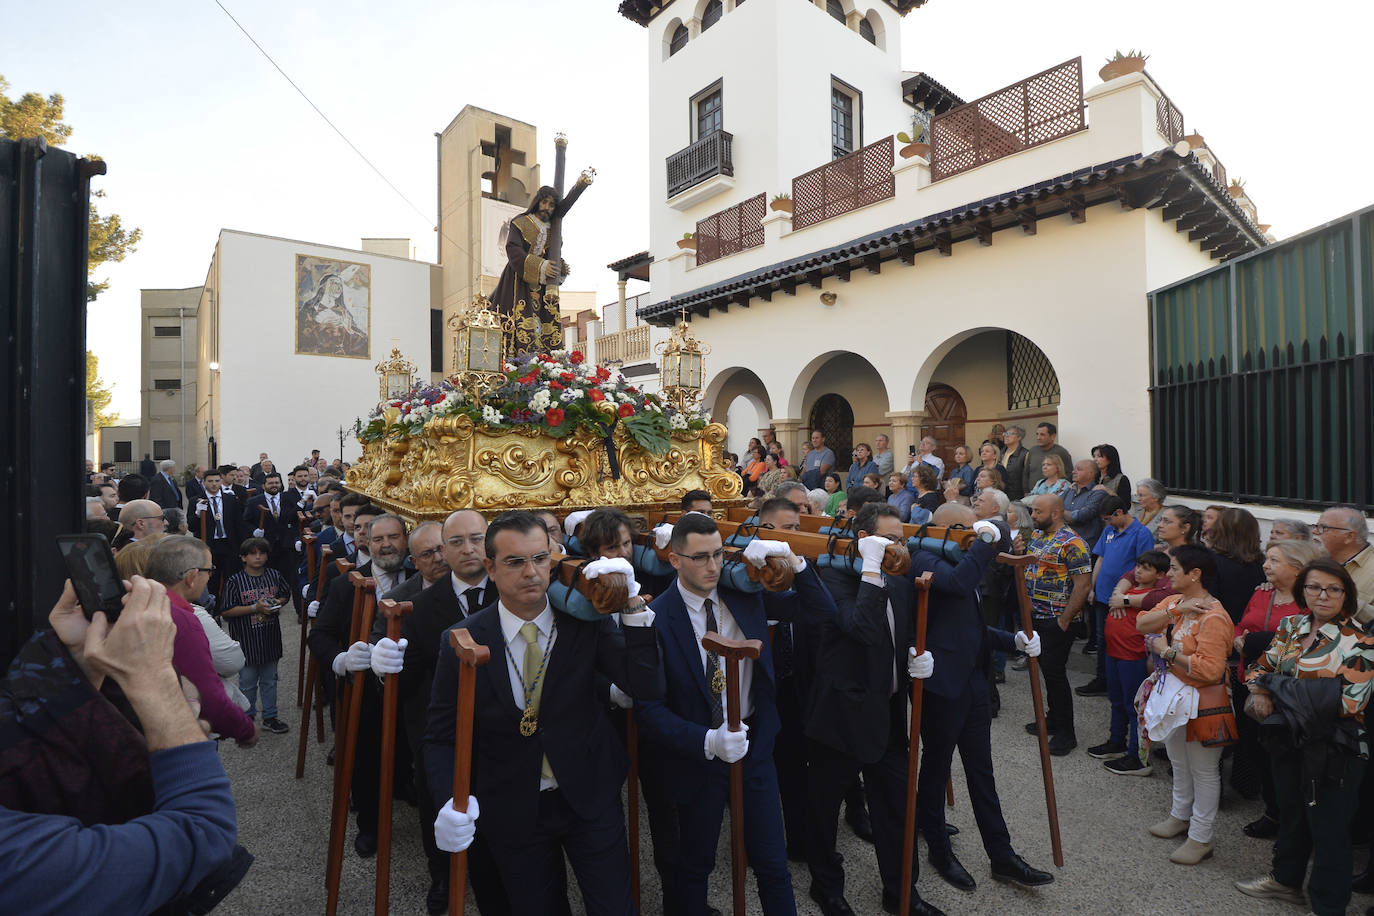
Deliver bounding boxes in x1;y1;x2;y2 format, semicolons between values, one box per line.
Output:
355;349;710;455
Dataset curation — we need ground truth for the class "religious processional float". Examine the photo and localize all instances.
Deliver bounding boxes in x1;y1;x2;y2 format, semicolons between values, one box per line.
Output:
345;301;743;522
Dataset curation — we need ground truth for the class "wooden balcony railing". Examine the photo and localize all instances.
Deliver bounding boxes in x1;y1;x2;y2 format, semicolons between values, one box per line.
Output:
596;325;652;365
666;131;734;198
929;58;1086;181
696;194;765;265
1155;87;1185;145
791;136;895;231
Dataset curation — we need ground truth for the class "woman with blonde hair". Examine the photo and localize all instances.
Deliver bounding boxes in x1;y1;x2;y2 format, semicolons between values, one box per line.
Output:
1028;454;1069;497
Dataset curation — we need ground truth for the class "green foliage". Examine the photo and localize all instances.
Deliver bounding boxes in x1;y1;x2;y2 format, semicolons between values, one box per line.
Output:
1105;49;1148;64
897;117;928;146
622;410;672;455
0;74;141;302
86;350;119;428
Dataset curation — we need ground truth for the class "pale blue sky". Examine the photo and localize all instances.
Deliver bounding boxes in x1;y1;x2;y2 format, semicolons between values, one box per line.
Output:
4;0;1371;419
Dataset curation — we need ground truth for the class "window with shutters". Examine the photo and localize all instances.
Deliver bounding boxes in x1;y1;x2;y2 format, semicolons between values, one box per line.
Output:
702;0;723;30
154;379;182;390
830;80;860;159
153;440;172;461
153;326;180;337
826;0;846;23
114;441;132;463
859;18;876;44
669;23;688;55
693;82;723;141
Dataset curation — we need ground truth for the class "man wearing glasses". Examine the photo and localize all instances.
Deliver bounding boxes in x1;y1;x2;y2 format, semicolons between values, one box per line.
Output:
1315;506;1374;623
636;510;799;916
118;499;168;545
423;511;661;916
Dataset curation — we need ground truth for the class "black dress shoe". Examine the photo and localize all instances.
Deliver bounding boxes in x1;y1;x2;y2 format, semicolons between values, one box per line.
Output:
929;849;976;891
808;884;856;916
1048;734;1078;756
1075;677;1108;697
354;831;377;857
991;854;1054;887
426;877;449;915
1242;813;1279;840
1353;866;1374;894
882;887;948;916
845;806;874;843
945;822;960;836
1025;720;1053;736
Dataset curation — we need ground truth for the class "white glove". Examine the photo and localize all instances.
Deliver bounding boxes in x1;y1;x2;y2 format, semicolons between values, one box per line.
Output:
1015;630;1042;658
371;637;407;676
434;796;479;853
609;684;634;709
564;510;592;539
972;519;999;543
302;583;311;598
583;557;640;597
332;651;349;677
253;528;265;538
908;648;934;679
742;538;790;569
342;640;372;673
295;540;303;552
705;722;750;763
196;500;208;514
308;600;320;618
653;523;674;549
858;535;893;576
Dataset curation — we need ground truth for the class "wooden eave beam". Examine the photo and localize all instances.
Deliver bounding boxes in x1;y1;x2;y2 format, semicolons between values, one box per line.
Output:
1066;194;1086;223
975;221;993;246
1163;195;1207;222
782;278;798;296
897;241;917;265
1116;172;1176;210
864;253;882;274
834;262;851;282
935;232;952;256
757;284;773;302
1175;209;1212;233
807;270;824;289
1018;209;1037;235
1188;219;1230;243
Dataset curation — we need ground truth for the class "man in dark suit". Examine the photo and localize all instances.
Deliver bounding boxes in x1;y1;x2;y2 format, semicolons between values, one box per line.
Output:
225;466;254;505
244;471;299;616
424;511;661;916
190;468;243;599
109;473;149;521
306;493;370;612
910;503;1053;895
185;464;208;505
308;511;412;858
371;508;498;914
806;503;940;916
149;459;184;510
139;452;156;477
635;511;796;916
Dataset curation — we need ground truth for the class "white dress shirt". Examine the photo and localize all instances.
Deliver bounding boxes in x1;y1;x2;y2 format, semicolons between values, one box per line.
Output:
676;580;754;719
497;600;559;791
451;572;491;617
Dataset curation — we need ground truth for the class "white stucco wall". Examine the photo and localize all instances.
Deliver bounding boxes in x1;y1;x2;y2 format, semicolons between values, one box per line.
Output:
213;231;433;466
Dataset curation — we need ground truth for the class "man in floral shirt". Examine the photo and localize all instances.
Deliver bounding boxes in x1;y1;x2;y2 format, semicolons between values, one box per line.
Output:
1024;494;1093;755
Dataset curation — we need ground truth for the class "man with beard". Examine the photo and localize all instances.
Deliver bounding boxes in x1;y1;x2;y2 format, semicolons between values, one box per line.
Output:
370;509;504;913
490;171;593;357
190;469;243;598
314;513;413;856
244;471;296;594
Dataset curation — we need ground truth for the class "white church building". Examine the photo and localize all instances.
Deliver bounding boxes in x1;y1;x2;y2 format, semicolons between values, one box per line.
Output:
618;0;1267;480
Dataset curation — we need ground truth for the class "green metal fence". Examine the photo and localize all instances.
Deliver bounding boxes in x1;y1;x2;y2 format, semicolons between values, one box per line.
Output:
1149;205;1373;510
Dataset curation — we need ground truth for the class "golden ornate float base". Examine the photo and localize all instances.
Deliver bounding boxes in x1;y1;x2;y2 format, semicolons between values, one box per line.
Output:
344;416;745;522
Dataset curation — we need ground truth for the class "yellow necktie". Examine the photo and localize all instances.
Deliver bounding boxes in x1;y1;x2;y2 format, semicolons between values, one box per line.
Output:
521;622;554;781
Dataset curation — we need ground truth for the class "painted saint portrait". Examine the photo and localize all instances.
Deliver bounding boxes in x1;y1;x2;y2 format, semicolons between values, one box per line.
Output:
296;255;370;358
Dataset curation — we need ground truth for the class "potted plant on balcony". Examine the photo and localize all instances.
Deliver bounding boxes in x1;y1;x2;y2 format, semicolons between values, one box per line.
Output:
1183;131;1205;150
1099;49;1148;82
677;232;697;251
1228;178;1247;199
897;118;931;160
770;193;793;214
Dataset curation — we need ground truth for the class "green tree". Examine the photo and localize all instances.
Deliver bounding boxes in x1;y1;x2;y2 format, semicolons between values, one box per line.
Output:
87;350;118;428
1;75;142;426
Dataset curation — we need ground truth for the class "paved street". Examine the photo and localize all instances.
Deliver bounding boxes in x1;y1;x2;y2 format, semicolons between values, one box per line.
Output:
217;620;1367;915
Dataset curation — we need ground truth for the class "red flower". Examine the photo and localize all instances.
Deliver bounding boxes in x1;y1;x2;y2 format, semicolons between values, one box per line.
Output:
545;407;565;426
549;381;564;390
560;372;576;383
588;389;605;402
595;366;611;381
569;350;585;365
617;403;634;418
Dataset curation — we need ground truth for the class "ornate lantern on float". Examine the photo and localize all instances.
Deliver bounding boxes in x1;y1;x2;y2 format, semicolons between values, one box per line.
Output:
449;293;512;403
655;316;710;412
375;345;418;401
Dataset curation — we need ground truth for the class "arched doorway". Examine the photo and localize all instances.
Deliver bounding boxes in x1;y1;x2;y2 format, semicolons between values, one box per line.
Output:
809;393;854;469
704;367;773;458
920;384;966;471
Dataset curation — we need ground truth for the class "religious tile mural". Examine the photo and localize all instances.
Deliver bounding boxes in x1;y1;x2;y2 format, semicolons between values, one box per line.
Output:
295;255;370;359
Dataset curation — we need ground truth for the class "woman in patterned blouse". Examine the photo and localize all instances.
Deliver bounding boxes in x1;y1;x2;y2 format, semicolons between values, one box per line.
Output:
1236;559;1374;915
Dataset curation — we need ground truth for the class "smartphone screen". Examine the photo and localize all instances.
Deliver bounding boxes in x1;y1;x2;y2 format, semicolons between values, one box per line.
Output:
57;534;125;622
909;445;917;456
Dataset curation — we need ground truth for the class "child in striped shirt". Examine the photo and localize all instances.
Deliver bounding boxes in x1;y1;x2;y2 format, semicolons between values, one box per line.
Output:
221;537;289;734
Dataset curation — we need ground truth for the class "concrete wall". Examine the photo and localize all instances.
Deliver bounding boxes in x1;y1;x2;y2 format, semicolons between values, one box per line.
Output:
140;287;201;470
208;231;434;467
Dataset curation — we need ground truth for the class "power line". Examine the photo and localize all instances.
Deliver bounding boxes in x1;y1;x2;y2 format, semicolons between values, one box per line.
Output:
212;0;457;254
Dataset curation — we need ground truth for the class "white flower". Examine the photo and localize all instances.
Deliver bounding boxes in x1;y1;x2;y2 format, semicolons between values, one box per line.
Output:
550;348;568;360
503;362;516;372
530;390;552;412
482;405;504;424
559;389;579;403
669;412;689;430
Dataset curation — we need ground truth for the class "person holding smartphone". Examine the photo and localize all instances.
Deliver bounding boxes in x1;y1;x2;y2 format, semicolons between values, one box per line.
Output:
219;537;290;734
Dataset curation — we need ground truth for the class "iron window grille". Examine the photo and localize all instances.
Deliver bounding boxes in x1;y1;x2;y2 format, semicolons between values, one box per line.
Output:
1006;332;1060;410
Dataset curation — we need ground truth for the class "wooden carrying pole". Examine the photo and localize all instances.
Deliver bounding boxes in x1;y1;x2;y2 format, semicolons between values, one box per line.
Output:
999;552;1064;867
701;632;764;916
296;550;341;779
375;598;414;916
197;507;208;544
298;533;317;706
325;572;377;916
899;571;934;916
448;628;491;916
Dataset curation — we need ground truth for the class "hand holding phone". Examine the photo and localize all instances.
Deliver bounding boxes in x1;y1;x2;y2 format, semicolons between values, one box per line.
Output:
58;534;126;622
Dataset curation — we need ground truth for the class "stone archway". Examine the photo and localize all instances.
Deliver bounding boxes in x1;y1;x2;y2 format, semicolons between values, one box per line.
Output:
920;384;966;471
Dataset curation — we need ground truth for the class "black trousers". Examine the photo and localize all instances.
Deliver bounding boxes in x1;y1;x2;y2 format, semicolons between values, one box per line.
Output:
207;539;241;604
805;694;913;901
349;677;410;837
1271;749;1365;916
1032;617;1075;738
610;707;684;914
773;673;808;854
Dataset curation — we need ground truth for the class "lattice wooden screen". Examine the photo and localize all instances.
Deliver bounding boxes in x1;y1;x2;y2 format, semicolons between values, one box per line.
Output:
791;136;895;231
929;58;1086;181
1006;332;1061;410
1155;93;1185;145
695;193;766;266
